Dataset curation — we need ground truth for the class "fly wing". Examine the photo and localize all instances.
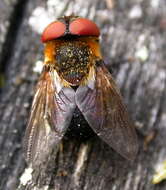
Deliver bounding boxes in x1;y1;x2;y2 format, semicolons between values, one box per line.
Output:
76;63;138;160
24;68;76;166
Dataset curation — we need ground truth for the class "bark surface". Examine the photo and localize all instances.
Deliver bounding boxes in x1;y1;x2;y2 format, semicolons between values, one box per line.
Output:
0;0;166;189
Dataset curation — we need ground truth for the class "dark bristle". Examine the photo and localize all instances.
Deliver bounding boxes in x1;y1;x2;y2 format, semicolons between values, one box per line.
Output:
57;15;80;24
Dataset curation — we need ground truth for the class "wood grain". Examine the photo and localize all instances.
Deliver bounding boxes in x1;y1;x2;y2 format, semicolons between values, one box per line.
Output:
0;0;166;189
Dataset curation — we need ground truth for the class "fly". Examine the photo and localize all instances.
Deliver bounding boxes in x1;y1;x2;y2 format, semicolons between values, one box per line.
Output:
24;15;138;166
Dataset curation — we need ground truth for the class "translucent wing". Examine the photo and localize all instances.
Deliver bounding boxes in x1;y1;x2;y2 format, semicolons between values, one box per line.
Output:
24;67;76;166
76;63;138;160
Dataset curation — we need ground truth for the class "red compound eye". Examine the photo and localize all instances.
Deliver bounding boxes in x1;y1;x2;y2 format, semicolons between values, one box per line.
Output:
41;21;66;43
69;18;100;36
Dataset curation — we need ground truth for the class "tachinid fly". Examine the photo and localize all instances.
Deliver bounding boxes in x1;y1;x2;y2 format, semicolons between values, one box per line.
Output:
24;15;138;166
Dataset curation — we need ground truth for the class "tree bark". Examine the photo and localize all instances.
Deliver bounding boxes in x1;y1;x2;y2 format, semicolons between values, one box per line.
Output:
0;0;166;189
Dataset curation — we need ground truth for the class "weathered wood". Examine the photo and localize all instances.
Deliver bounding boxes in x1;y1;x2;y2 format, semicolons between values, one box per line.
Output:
0;0;18;55
0;0;166;189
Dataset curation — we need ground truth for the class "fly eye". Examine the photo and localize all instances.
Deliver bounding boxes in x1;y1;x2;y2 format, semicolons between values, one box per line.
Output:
41;21;66;42
69;18;100;36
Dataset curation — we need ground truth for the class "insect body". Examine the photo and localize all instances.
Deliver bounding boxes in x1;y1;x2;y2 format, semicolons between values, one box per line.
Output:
24;16;138;166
